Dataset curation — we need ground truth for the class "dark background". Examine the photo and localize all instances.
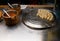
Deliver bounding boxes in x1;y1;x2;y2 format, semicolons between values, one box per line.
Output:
0;0;59;4
0;0;59;9
0;0;59;5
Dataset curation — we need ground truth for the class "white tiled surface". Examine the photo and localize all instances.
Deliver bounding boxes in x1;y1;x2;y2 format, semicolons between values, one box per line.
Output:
0;22;45;41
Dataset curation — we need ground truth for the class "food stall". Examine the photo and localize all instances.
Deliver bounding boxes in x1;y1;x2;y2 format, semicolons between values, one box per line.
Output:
0;0;60;41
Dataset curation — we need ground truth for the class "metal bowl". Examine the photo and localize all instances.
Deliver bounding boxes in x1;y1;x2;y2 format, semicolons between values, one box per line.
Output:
22;8;57;30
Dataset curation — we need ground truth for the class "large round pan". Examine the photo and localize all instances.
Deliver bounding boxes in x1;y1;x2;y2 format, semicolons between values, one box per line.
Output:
22;8;57;30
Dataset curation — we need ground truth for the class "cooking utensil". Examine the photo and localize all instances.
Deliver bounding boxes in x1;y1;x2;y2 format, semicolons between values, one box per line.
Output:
3;9;11;17
22;8;57;30
8;3;13;8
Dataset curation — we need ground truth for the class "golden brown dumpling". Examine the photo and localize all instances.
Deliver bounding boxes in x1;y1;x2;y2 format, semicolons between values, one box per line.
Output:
37;9;54;22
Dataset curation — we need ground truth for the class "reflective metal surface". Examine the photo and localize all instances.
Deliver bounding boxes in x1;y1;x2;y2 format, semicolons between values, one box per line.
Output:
22;8;57;30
